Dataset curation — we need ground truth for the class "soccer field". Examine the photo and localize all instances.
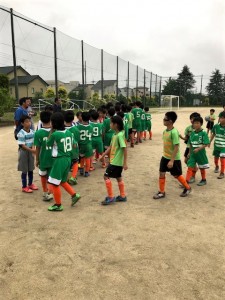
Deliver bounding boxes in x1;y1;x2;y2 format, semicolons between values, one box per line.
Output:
0;107;225;300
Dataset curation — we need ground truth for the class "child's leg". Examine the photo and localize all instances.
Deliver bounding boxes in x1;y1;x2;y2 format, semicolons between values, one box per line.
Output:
61;182;76;196
192;166;198;178
214;157;219;167
104;176;114;198
144;131;147;139
28;171;33;186
41;176;48;192
176;175;190;189
100;153;106;167
220;157;225;174
159;172;166;193
85;158;91;173
186;167;194;182
117;177;126;198
71;162;78;178
52;185;62;205
200;169;206;180
80;157;85;175
149;130;152;139
21;172;27;188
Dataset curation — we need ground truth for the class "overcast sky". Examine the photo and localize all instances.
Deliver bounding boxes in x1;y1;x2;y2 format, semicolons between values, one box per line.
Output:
1;0;225;80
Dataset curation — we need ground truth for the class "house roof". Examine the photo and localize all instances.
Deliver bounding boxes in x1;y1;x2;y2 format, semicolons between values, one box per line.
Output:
46;80;65;85
72;84;94;91
10;75;49;86
92;80;117;91
133;86;149;90
0;65;30;76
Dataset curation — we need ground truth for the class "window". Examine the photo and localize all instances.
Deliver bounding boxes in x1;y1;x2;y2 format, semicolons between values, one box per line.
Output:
31;88;35;94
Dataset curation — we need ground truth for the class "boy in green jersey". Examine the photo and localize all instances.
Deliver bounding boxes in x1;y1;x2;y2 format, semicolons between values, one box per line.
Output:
90;110;106;168
186;116;210;186
47;112;81;211
144;107;152;140
218;105;225;122
209;111;225;179
102;107;115;150
131;101;143;145
140;104;146;141
64;110;80;185
153;111;191;199
77;111;93;177
100;116;128;205
117;111;129;141
34;111;53;201
126;105;134;147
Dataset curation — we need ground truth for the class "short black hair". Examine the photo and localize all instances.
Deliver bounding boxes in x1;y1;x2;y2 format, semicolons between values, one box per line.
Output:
190;112;200;120
106;102;113;110
117;111;124;119
91;111;99;121
210;109;215;113
108;107;115;117
82;111;90;122
54;97;59;103
127;105;132;112
20;115;31;123
193;116;203;125
136;101;142;107
64;110;74;123
97;107;106;114
144;107;149;112
115;104;121;112
76;111;82;118
140;103;144;109
45;104;53;112
89;109;96;114
111;115;124;131
121;104;127;113
220;112;225;118
40;111;51;124
51;112;65;130
165;111;177;123
19;97;27;106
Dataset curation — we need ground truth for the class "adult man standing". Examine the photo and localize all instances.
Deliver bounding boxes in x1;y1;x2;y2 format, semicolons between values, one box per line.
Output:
53;97;62;113
14;97;29;138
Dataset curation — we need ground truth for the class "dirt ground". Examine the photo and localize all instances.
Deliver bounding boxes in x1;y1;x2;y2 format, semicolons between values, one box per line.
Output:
0;107;225;300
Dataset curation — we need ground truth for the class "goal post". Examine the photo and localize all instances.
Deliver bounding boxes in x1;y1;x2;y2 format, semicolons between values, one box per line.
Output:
160;95;180;110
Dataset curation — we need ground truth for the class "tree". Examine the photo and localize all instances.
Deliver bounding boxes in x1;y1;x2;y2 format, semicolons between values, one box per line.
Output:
58;86;67;99
0;74;14;117
33;91;44;101
206;69;224;105
176;65;196;96
162;77;179;95
45;87;55;99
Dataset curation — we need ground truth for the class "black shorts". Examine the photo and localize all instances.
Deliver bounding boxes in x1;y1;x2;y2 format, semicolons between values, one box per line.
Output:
206;121;214;130
159;157;182;177
184;147;190;158
104;164;123;178
128;128;133;135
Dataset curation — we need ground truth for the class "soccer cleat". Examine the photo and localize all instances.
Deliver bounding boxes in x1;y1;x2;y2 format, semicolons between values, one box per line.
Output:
214;166;219;173
197;180;207;186
79;169;84;176
180;187;192;197
28;184;38;190
48;204;63;211
43;192;53;201
22;186;33;193
68;177;78;185
71;193;81;206
153;191;165;199
116;195;127;202
101;196;116;205
217;173;224;179
189;177;195;183
84;172;90;177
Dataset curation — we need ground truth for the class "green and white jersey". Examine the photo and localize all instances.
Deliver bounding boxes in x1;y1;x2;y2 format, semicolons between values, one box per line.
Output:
47;130;74;158
126;112;134;129
212;124;225;150
65;125;80;159
141;110;146;123
145;112;152;121
90;122;103;141
34;127;53;169
124;113;129;126
102;118;113;134
131;107;142;120
189;129;209;152
77;123;93;145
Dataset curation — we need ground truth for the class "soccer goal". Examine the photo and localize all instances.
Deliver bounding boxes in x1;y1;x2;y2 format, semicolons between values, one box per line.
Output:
161;95;180;110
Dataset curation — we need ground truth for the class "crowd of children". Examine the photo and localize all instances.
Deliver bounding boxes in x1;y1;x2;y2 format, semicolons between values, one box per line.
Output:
16;100;225;209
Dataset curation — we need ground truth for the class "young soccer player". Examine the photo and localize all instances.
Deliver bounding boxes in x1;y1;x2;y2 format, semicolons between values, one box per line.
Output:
100;116;128;205
97;106;107;123
218;105;225;122
144;107;152;140
90;110;106;168
47;112;81;211
140;104;146;141
64;110;80;185
153;111;191;199
37;104;53;130
185;116;210;186
131;101;142;144
75;111;82;125
206;109;216;135
117;111;129;141
34;111;54;200
102;107;115;151
77;112;93;177
17;115;38;193
126;105;134;147
209;111;225;179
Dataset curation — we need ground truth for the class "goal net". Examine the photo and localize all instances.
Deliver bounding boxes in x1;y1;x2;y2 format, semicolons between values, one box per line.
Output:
160;95;179;110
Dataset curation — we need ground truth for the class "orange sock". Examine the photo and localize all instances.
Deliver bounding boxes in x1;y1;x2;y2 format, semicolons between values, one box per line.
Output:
177;175;190;189
72;162;78;178
200;169;206;180
41;176;48;192
144;131;146;139
220;158;225;173
85;158;91;172
214;157;219;167
47;183;54;194
118;181;126;197
105;179;114;198
149;131;152;139
159;177;165;193
186;167;194;182
80;157;85;169
192;166;198;178
61;182;75;196
52;185;61;205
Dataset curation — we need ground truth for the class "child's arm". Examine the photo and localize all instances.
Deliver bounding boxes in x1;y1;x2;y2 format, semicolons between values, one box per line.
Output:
123;147;128;170
99;146;111;162
35;146;40;167
209;133;215;148
21;144;36;153
193;144;208;153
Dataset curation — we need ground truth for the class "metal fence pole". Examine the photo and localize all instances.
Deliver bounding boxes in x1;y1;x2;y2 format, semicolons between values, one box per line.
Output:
101;49;103;99
127;61;130;100
136;65;138;99
150;72;152;100
159;76;162;106
84;60;87;85
144;69;146;106
155;74;158;98
10;8;19;102
81;40;84;85
53;27;58;98
116;56;119;100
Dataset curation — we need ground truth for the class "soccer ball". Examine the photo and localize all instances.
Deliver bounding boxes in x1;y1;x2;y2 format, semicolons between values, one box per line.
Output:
205;116;210;122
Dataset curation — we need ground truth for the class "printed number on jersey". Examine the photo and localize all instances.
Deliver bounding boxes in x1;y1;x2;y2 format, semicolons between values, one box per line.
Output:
61;137;72;152
80;130;92;140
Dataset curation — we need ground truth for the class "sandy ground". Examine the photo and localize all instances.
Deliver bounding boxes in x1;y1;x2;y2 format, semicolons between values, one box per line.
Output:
0;107;225;300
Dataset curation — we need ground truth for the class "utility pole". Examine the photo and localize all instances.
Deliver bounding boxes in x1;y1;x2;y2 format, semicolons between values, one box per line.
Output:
81;40;84;85
53;27;58;98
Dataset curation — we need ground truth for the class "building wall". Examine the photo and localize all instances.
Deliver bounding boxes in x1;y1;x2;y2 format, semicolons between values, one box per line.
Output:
10;79;48;98
7;69;28;80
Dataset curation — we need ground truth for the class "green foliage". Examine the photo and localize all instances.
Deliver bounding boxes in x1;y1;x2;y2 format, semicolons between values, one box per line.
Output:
162;77;179;95
206;69;225;105
58;86;67;99
0;88;14;117
33;91;44;101
45;87;55;99
176;65;196;96
91;92;106;108
0;74;9;90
